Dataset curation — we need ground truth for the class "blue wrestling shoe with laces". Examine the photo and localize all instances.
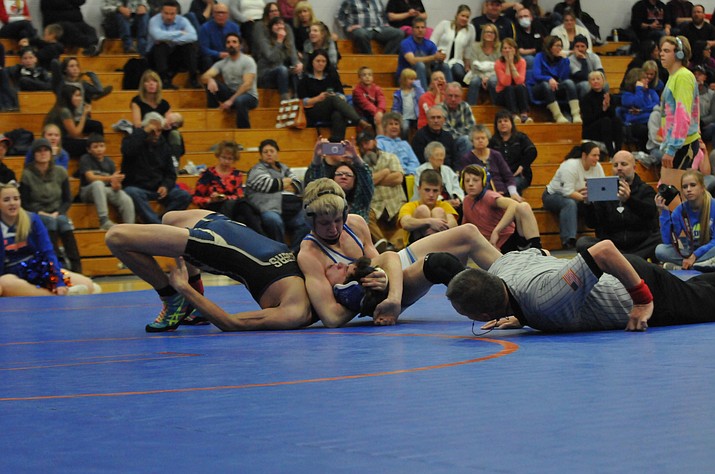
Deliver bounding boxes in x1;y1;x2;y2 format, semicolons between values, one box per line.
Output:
181;308;210;325
145;293;192;332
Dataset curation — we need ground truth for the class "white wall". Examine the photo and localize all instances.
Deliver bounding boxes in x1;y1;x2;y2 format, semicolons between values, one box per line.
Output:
25;0;715;42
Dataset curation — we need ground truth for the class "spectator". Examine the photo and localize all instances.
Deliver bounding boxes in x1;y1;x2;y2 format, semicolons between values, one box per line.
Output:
120;112;191;224
488;109;537;193
386;0;427;37
493;37;530;122
441;82;476;159
292;1;316;53
527;35;580;123
191;140;263;233
471;0;515;42
278;0;298;23
44;84;104;157
460;164;542;251
577;151;660;260
398;169;458;244
665;0;694;36
550;8;591;56
552;0;601;43
197;2;241;71
391;68;424;137
253;16;302;101
131;69;171;126
542;141;605;249
397;18;448;91
225;0;264;50
568;33;604;98
246;138;310;251
682;4;715;57
353;66;387;135
411;105;456;167
416;70;446;128
642;59;665;96
430;5;476;84
302;21;340;68
51;56;113;105
201;33;259;129
656;169;715;270
0;135;16;183
376;111;420;175
0;0;36;41
620;67;659;151
580;71;623;157
78;134;135;230
19;23;64;70
40;0;103;55
337;0;405;55
631;0;668;43
458;124;522;203
621;40;669;92
357;131;406;250
413;142;462;210
514;7;547;69
696;66;715;146
21;138;83;272
0;181;99;296
186;0;214;30
147;0;200;89
24;123;70;170
297;49;370;142
465;23;500;105
101;0;149;54
4;47;53;93
304;138;374;221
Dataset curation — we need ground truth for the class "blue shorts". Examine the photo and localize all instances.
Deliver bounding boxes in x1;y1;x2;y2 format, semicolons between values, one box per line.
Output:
184;213;303;301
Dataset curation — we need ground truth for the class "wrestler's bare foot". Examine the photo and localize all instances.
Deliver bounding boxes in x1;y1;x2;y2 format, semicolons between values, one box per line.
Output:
373;299;400;326
374;314;398;325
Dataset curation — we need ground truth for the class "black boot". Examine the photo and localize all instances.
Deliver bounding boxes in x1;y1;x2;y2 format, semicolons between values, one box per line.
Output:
60;231;83;273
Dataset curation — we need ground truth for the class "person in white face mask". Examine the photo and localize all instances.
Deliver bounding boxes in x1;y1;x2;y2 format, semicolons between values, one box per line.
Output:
514;7;547;69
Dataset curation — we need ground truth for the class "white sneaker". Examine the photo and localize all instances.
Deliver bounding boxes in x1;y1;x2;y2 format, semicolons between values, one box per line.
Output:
693;257;715;272
92;283;103;294
662;262;682;271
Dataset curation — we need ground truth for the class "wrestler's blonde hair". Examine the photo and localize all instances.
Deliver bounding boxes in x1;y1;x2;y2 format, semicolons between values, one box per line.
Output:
303;178;347;218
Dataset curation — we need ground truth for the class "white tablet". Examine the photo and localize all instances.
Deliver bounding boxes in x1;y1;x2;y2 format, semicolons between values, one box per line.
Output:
587;176;620;202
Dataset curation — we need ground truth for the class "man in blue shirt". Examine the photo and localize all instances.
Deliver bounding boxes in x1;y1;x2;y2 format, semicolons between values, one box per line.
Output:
198;2;241;72
147;0;199;89
397;18;449;89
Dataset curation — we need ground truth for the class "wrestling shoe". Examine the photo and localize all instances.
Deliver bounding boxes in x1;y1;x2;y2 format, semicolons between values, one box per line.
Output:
146;293;191;332
181;308;210;325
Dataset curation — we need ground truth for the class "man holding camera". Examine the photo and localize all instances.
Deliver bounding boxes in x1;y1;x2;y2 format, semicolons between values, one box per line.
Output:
576;151;661;260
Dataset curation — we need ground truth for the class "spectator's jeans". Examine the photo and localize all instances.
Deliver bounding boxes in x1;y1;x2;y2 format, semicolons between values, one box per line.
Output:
495;84;530;115
260;210;311;252
530;79;577;103
410;61;452;90
38;213;74;233
348;26;404;54
206;81;258;129
80;181;136;223
467;75;497;105
115;12;149;55
542;190;582;244
656;243;715;265
124;185;191;224
258;65;294;97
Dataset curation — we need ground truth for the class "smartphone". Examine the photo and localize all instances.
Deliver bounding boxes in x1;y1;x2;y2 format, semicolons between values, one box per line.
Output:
321;142;345;155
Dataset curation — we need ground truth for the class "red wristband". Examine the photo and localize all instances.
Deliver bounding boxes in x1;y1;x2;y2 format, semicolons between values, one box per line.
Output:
627;279;653;305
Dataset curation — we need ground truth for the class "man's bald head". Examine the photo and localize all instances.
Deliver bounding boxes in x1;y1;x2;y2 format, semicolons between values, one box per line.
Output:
612;150;636;181
612;150;634;165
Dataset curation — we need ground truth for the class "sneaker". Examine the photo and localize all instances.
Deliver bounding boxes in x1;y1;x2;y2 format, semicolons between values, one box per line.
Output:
663;262;682;271
693;257;715;272
512;115;522;124
100;219;116;230
145;293;191;332
112;118;134;134
91;86;113;101
521;115;533;124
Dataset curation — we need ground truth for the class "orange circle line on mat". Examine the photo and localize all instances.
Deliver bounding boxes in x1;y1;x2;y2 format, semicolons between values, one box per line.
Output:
0;333;518;402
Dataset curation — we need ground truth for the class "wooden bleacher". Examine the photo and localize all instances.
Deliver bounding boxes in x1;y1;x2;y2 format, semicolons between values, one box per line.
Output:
1;37;643;275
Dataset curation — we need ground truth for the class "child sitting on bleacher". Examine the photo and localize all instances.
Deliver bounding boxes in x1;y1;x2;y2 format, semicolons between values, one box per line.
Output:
18;24;64;70
5;47;52;91
352;66;387;135
77;134;135;230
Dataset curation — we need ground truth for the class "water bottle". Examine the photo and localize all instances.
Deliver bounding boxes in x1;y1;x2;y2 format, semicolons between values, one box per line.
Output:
613;29;619;42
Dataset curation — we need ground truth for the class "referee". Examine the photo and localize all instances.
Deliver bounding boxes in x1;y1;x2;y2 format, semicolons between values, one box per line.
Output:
446;239;715;332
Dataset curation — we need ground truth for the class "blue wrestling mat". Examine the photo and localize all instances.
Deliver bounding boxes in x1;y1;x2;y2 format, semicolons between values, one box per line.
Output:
2;285;715;472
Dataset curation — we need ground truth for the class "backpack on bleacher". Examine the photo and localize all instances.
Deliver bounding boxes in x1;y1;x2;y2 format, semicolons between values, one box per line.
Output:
122;57;149;90
4;128;34;156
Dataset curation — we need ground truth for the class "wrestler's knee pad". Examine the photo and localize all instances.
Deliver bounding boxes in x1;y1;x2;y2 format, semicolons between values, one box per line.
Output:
423;252;466;285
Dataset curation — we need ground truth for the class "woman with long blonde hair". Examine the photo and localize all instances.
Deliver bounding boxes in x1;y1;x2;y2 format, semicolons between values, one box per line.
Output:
430;4;475;83
0;181;98;296
131;69;171;127
466;23;500;105
656;170;715;270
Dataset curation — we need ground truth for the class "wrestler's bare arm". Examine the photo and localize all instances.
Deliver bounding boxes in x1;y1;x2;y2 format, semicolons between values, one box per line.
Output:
169;258;311;331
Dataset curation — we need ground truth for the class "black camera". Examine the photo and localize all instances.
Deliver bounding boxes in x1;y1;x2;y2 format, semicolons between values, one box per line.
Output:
657;184;680;205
